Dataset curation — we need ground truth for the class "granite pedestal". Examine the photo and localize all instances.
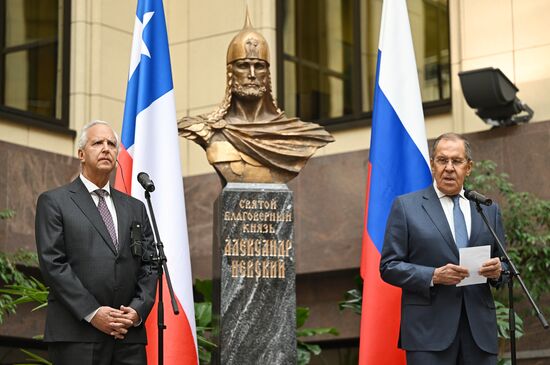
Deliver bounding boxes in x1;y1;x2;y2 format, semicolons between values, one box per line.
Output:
212;183;296;365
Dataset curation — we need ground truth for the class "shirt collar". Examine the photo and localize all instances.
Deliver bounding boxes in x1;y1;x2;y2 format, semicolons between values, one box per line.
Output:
80;174;111;195
433;181;465;200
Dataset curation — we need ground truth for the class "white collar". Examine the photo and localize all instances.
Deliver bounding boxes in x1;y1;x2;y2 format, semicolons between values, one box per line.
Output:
433;181;465;200
80;174;111;195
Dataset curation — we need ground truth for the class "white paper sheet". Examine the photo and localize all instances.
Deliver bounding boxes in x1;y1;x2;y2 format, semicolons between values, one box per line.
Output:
456;245;491;287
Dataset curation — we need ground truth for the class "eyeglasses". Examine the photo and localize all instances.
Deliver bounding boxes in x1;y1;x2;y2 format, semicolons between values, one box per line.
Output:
433;157;469;167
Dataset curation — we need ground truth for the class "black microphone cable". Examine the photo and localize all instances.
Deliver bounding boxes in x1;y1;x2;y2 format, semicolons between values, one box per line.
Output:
116;159;130;194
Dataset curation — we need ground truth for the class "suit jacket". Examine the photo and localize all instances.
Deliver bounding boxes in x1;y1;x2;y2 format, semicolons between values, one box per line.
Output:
380;186;505;354
35;177;157;343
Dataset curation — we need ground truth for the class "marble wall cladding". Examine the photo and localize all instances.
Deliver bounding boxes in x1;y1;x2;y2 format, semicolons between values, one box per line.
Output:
472;122;550;199
0;141;80;253
0;301;46;338
296;269;361;340
184;172;222;278
289;149;368;275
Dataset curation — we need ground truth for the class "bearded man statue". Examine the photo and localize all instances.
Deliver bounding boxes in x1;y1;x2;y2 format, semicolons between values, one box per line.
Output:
178;14;334;185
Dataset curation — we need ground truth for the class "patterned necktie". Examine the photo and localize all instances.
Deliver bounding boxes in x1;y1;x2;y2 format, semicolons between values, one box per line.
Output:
95;189;119;251
451;195;468;248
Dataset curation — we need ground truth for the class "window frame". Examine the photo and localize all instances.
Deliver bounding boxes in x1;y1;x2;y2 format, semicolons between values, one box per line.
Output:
0;0;73;136
276;0;451;129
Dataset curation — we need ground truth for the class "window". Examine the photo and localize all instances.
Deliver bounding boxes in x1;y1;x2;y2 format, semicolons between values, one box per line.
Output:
277;0;450;127
0;0;70;130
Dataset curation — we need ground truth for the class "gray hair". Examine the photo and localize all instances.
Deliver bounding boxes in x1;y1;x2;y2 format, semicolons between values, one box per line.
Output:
77;120;120;152
431;132;472;161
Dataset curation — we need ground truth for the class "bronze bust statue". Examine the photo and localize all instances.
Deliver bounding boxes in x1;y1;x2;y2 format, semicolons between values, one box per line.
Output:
178;13;334;185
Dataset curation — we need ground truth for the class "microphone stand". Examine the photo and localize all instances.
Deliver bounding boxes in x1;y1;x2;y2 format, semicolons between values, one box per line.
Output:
473;202;548;365
144;190;180;365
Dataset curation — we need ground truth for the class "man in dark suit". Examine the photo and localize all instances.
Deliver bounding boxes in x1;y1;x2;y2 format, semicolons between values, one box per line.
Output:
35;120;157;365
380;133;505;365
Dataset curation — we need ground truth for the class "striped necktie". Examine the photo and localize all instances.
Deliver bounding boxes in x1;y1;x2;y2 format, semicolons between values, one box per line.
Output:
95;189;119;251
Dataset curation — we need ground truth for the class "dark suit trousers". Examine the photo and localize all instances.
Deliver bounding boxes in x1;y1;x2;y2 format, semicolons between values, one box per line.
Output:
406;302;497;365
49;340;146;365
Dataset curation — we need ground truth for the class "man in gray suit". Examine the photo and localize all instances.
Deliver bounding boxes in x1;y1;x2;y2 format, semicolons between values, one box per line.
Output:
35;120;157;365
380;133;505;365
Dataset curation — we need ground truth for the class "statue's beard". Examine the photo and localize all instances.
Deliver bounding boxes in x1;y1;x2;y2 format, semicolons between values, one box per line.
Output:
232;81;267;99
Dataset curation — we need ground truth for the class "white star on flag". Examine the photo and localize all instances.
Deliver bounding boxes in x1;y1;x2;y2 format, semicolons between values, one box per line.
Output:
128;11;155;79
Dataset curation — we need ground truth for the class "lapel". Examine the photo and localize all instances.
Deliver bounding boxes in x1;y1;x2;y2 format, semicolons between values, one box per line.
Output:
68;178;118;255
421;186;459;259
111;188;130;252
469;201;483;245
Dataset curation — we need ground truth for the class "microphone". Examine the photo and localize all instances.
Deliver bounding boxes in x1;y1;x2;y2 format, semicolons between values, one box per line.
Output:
130;221;144;258
137;172;155;192
464;189;492;206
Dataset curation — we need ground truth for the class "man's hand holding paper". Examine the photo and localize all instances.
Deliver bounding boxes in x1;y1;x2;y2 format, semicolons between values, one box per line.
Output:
457;245;494;287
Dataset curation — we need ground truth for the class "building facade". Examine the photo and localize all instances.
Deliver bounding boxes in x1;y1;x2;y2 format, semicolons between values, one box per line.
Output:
1;0;549;363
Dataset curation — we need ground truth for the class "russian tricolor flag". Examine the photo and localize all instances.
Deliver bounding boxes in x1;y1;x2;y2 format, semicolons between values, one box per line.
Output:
114;0;198;363
359;0;432;363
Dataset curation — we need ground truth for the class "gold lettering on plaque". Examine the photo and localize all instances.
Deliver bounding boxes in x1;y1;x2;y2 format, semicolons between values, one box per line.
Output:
262;261;270;278
269;240;277;256
237;199;279;210
278;261;285;278
224;239;231;256
255;239;261;256
286;240;292;256
278;240;285;257
231;260;239;277
222;193;293;279
247;260;255;277
261;241;269;256
223;209;292;222
240;239;247;256
232;240;239;256
228;258;290;278
270;261;277;277
247;240;255;256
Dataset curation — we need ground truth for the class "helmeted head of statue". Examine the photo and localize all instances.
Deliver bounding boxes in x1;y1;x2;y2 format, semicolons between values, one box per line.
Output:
203;9;279;122
226;10;270;65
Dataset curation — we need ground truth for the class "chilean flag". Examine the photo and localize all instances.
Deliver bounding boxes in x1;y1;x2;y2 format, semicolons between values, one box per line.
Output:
114;0;198;363
359;0;432;363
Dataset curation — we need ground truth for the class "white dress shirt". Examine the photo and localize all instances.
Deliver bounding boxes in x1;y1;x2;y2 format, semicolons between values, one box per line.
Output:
433;181;472;241
80;174;119;241
430;182;472;287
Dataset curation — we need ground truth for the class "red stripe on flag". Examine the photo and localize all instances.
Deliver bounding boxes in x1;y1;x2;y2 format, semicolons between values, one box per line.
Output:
360;161;405;364
359;232;405;364
114;145;133;194
360;162;372;279
146;277;198;364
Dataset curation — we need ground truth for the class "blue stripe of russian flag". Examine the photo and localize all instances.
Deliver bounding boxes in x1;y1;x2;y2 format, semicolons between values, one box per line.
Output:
366;51;432;253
